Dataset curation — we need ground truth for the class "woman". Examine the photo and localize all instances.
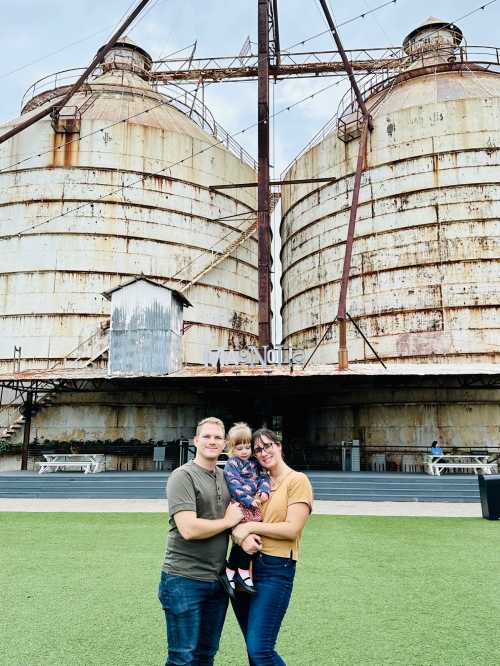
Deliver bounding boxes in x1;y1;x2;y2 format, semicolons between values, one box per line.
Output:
231;428;313;665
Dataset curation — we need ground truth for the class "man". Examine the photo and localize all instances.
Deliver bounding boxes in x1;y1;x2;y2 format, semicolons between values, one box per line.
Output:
158;416;261;666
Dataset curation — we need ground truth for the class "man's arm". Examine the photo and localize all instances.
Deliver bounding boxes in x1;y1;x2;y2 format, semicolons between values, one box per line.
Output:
174;502;243;541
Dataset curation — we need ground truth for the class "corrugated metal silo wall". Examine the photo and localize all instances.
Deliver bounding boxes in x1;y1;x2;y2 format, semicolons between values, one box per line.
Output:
281;71;500;365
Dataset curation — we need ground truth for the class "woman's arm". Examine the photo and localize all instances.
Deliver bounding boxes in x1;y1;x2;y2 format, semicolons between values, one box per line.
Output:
232;502;310;544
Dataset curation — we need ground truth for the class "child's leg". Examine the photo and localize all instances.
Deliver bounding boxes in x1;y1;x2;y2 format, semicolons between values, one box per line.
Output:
232;545;252;572
232;547;255;592
227;544;244;575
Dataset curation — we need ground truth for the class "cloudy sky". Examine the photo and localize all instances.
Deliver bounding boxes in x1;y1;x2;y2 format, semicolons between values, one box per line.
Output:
1;0;498;341
2;0;499;173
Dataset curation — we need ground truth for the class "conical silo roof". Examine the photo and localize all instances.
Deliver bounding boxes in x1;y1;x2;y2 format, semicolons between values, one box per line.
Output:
403;16;463;52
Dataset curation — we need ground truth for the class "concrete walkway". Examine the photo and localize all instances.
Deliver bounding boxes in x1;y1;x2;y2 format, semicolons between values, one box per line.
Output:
0;498;483;517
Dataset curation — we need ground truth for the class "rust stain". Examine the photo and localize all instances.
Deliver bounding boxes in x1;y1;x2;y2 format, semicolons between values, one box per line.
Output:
432;153;439;174
50;125;80;168
63;133;79;167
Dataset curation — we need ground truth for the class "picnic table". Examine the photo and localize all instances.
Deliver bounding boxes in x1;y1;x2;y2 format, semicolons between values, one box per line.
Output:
423;453;497;476
37;453;105;474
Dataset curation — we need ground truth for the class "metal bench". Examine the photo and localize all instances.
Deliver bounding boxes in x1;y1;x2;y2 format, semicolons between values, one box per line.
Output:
423;454;497;476
37;454;105;474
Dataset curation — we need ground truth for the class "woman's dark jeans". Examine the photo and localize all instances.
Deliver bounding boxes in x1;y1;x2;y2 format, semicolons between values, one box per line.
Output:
158;571;228;666
231;553;296;666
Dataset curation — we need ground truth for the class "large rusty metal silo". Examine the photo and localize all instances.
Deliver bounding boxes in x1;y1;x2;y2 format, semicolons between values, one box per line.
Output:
278;18;500;454
281;18;500;365
0;37;257;372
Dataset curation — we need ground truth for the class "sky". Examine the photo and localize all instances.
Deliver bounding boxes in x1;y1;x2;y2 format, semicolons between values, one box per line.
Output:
1;0;499;173
1;0;499;341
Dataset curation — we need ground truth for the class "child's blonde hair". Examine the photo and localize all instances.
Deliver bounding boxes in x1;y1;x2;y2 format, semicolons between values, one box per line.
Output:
227;421;252;455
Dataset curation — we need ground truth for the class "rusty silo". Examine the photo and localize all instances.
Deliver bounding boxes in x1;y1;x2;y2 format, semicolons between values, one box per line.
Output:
281;18;500;366
0;37;258;372
280;18;500;452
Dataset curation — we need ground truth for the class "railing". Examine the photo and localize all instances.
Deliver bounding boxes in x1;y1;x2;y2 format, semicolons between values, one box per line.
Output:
50;324;109;370
287;444;500;472
151;47;402;78
21;67;99;111
20;66;256;171
154;82;257;170
283;43;500;174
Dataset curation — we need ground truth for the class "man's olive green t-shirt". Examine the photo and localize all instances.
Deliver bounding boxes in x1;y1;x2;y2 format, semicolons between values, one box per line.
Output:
162;461;231;581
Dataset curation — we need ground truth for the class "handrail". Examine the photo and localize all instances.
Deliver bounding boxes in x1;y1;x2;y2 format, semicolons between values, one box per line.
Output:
50;324;109;370
155;82;256;170
20;67;256;171
283;43;500;175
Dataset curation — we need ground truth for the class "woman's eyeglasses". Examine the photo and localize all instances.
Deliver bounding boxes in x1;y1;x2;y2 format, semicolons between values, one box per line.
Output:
253;441;274;455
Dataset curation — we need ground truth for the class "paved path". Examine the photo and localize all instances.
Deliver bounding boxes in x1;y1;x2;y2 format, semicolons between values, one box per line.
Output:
0;498;482;517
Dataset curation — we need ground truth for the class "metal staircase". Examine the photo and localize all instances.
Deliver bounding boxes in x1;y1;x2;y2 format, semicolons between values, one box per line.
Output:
0;324;110;444
178;219;257;294
1;215;257;444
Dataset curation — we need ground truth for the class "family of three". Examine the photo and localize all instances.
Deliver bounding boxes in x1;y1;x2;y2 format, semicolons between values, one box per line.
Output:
158;416;314;665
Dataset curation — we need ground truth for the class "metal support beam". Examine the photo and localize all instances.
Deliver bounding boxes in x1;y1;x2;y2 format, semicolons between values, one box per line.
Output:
151;50;401;83
258;0;272;349
21;391;33;471
270;0;281;67
337;119;370;369
317;0;373;129
209;175;337;190
0;0;153;146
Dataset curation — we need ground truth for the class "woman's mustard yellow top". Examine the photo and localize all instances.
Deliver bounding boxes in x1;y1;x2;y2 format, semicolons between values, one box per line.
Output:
260;470;313;560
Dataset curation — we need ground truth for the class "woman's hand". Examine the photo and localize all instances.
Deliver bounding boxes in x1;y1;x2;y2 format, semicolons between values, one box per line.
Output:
232;521;255;545
241;534;262;555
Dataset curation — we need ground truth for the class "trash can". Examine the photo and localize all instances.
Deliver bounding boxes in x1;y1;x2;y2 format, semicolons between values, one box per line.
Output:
341;440;360;472
478;474;500;520
153;446;166;471
341;443;352;472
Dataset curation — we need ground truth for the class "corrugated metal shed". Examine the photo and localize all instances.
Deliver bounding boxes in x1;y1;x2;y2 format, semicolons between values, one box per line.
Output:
103;278;191;376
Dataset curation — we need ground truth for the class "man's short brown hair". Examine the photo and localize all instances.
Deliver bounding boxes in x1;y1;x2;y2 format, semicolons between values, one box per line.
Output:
196;416;225;437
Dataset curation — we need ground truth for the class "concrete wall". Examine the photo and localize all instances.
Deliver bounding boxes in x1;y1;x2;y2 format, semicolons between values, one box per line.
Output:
306;386;500;449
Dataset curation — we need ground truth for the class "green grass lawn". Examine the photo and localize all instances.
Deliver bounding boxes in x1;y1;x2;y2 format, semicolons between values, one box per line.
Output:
1;513;499;666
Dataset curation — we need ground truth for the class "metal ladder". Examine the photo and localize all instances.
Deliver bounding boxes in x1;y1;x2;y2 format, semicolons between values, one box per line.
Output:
1;215;259;442
178;219;257;294
0;325;110;443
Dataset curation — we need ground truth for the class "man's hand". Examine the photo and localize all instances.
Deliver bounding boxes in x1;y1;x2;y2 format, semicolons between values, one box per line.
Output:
240;534;262;555
225;502;244;528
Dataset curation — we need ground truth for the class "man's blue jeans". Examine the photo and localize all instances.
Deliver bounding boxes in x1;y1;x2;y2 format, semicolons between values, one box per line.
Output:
231;553;296;666
158;571;229;666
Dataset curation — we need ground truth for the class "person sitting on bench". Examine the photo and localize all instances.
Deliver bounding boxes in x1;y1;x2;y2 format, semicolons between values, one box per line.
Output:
431;441;443;455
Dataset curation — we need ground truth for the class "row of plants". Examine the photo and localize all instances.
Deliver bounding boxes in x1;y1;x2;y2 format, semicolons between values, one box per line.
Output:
1;438;182;455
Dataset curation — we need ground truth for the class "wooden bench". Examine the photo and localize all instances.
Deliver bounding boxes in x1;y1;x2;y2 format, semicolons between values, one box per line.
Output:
37;454;105;474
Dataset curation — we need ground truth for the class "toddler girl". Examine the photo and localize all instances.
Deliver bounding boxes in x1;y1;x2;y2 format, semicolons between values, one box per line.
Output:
220;422;270;597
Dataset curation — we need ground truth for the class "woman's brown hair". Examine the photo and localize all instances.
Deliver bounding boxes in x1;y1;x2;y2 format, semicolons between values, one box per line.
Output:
252;428;283;452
